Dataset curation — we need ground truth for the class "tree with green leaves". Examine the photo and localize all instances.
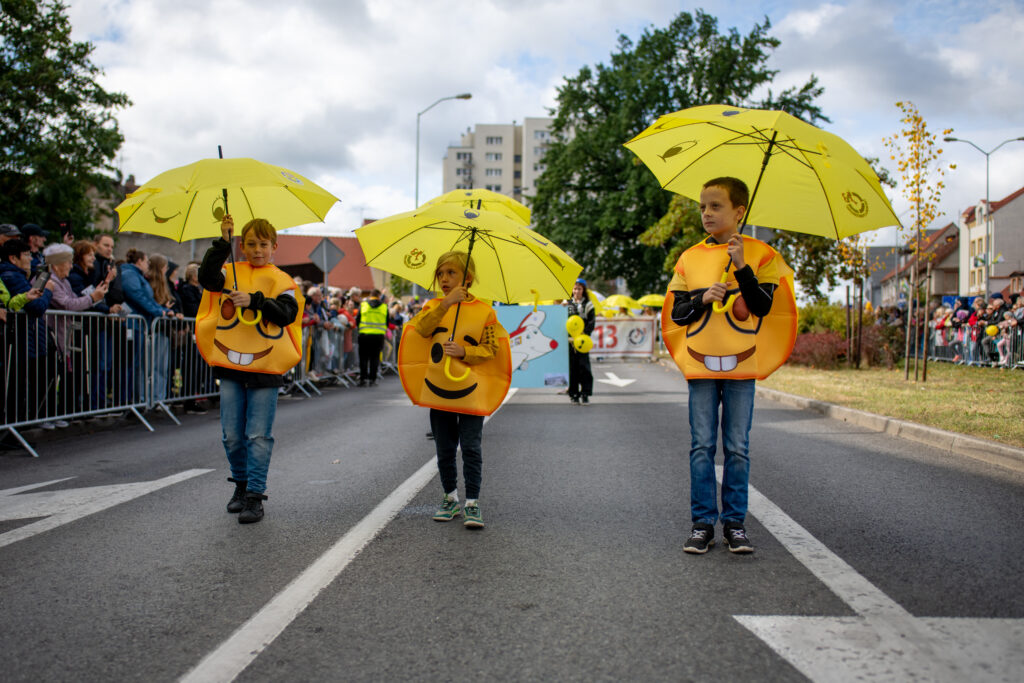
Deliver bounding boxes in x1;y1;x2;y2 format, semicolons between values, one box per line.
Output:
531;10;825;296
1;0;130;234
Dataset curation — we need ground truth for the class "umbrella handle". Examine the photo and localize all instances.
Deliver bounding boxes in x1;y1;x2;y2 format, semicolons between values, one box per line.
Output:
237;309;262;326
443;355;471;382
712;271;737;314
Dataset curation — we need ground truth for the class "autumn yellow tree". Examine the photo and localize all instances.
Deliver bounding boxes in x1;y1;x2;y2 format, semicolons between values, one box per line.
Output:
882;101;954;381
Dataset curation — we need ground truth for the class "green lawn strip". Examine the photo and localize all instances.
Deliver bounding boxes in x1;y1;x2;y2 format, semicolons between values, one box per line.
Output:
759;363;1024;449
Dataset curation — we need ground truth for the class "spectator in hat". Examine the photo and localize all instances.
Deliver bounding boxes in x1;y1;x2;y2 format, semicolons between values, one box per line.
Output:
20;224;48;276
0;223;20;246
1;238;55;425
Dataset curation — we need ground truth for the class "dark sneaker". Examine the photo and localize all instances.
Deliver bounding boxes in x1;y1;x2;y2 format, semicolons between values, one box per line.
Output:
426;431;435;440
570;396;580;405
226;477;247;514
581;395;589;405
432;495;461;522
238;492;267;524
723;522;754;553
463;503;484;528
683;523;715;554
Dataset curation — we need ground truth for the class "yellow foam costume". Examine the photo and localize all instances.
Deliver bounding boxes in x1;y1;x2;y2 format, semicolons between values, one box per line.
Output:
662;236;796;380
195;262;305;375
399;298;512;416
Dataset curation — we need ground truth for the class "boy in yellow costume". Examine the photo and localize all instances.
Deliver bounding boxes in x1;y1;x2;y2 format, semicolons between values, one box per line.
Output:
664;177;796;554
197;215;304;524
399;251;511;529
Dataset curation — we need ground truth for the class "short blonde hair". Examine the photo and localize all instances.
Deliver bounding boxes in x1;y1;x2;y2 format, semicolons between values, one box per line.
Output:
433;250;476;288
241;218;277;244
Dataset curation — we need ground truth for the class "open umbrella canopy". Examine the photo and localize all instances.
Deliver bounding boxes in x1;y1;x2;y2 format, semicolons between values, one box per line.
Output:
602;294;640;310
637;293;666;308
421;188;531;224
624;104;901;240
355;202;581;304
116;157;340;242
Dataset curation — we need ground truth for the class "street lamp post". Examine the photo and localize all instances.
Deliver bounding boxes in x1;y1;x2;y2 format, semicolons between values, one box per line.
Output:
415;93;472;208
943;135;1024;296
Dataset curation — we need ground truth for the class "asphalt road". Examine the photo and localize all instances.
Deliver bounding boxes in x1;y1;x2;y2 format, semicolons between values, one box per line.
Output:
1;361;1022;682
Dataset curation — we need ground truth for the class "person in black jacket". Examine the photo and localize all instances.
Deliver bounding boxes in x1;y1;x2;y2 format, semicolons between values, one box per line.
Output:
198;215;301;524
566;278;596;405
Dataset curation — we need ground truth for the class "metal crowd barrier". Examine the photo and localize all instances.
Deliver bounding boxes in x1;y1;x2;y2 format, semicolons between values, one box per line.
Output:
2;308;390;457
3;309;153;456
927;323;1024;368
148;316;218;425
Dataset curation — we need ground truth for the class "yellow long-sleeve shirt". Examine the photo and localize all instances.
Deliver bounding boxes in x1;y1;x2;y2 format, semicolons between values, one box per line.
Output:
409;297;499;365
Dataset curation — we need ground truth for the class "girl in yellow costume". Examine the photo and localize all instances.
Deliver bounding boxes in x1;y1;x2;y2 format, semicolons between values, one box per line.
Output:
196;215;304;524
664;177;796;555
399;251;511;529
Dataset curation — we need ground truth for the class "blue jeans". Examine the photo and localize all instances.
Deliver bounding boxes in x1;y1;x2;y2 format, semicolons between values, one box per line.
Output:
220;378;278;495
687;378;755;525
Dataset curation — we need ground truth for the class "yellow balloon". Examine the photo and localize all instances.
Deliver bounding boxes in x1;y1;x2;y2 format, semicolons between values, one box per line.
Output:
573;334;593;353
986;325;999;337
602;308;616;318
566;314;584;337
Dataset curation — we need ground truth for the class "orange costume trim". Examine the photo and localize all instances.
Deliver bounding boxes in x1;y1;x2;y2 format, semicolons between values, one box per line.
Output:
195;262;305;375
399;298;512;416
662;236;797;380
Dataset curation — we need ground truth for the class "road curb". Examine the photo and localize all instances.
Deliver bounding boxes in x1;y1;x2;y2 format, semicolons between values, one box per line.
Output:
654;357;1024;471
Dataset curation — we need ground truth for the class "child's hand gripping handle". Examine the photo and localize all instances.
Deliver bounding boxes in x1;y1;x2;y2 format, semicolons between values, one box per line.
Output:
712;270;737;314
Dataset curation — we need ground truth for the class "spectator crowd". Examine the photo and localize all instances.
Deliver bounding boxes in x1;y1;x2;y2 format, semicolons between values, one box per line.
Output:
1;223;414;434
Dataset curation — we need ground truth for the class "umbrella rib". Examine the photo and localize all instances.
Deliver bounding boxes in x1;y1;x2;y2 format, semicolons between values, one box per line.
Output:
283;186;327;222
179;192;201;243
239;187;256;222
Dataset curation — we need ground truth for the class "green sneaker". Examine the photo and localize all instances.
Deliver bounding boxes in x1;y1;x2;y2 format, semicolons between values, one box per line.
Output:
463;502;484;528
432;495;461;522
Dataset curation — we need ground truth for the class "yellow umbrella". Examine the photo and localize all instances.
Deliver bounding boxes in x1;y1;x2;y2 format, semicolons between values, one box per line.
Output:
637;293;666;308
624;104;900;239
115;156;340;242
355;202;581;305
422;188;531;224
602;294;640;310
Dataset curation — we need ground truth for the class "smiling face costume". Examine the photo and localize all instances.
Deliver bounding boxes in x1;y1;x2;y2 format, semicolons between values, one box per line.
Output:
195;262;305;374
399;298;512;416
662;236;797;380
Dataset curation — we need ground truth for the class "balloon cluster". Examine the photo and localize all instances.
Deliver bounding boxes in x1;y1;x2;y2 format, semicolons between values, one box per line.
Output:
566;315;593;353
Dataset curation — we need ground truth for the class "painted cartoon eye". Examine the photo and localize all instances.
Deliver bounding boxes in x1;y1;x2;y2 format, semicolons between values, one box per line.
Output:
431;343;444;363
221;298;235;320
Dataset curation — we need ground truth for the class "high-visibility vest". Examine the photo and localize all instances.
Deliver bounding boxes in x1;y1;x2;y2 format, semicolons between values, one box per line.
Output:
195;262;305;375
662;236;796;381
359;300;388;335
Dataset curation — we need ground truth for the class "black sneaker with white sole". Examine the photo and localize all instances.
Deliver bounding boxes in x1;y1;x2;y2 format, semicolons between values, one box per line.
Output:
683;523;715;554
722;522;754;553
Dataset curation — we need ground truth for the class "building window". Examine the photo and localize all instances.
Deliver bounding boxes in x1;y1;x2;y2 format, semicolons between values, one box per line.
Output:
514;170;521;179
533;130;549;140
514;154;522;163
485;136;503;145
533;163;546;172
455;152;472;161
485;152;503;161
485;168;502;177
485;184;502;192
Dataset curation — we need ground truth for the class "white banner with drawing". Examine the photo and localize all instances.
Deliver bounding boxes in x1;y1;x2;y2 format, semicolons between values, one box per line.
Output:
592;316;658;358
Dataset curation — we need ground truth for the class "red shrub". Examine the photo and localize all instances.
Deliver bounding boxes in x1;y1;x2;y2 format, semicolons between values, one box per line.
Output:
788;331;846;368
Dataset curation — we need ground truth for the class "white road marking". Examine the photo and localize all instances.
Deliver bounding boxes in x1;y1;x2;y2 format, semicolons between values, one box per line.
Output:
181;389;518;683
0;469;214;550
727;467;1022;682
595;371;635;387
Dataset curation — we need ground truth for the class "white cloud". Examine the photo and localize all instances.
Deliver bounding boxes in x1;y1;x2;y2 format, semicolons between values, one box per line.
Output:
63;0;1023;243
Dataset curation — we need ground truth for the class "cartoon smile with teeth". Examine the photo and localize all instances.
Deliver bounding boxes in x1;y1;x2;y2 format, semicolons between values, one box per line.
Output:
662;237;796;380
195;262;305;374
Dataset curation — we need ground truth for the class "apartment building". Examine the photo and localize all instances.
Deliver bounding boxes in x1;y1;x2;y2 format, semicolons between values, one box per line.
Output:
441;117;554;208
957;185;1024;297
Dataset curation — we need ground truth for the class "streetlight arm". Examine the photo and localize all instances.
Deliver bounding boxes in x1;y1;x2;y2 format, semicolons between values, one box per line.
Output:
415;92;472;208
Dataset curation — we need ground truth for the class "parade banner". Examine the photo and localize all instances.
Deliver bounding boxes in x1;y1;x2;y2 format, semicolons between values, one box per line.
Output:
593;316;657;358
494;305;568;388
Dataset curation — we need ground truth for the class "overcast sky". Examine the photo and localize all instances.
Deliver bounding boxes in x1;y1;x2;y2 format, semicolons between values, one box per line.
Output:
68;0;1024;245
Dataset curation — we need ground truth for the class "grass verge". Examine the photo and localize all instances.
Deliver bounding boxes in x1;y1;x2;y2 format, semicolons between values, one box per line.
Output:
759;361;1024;449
